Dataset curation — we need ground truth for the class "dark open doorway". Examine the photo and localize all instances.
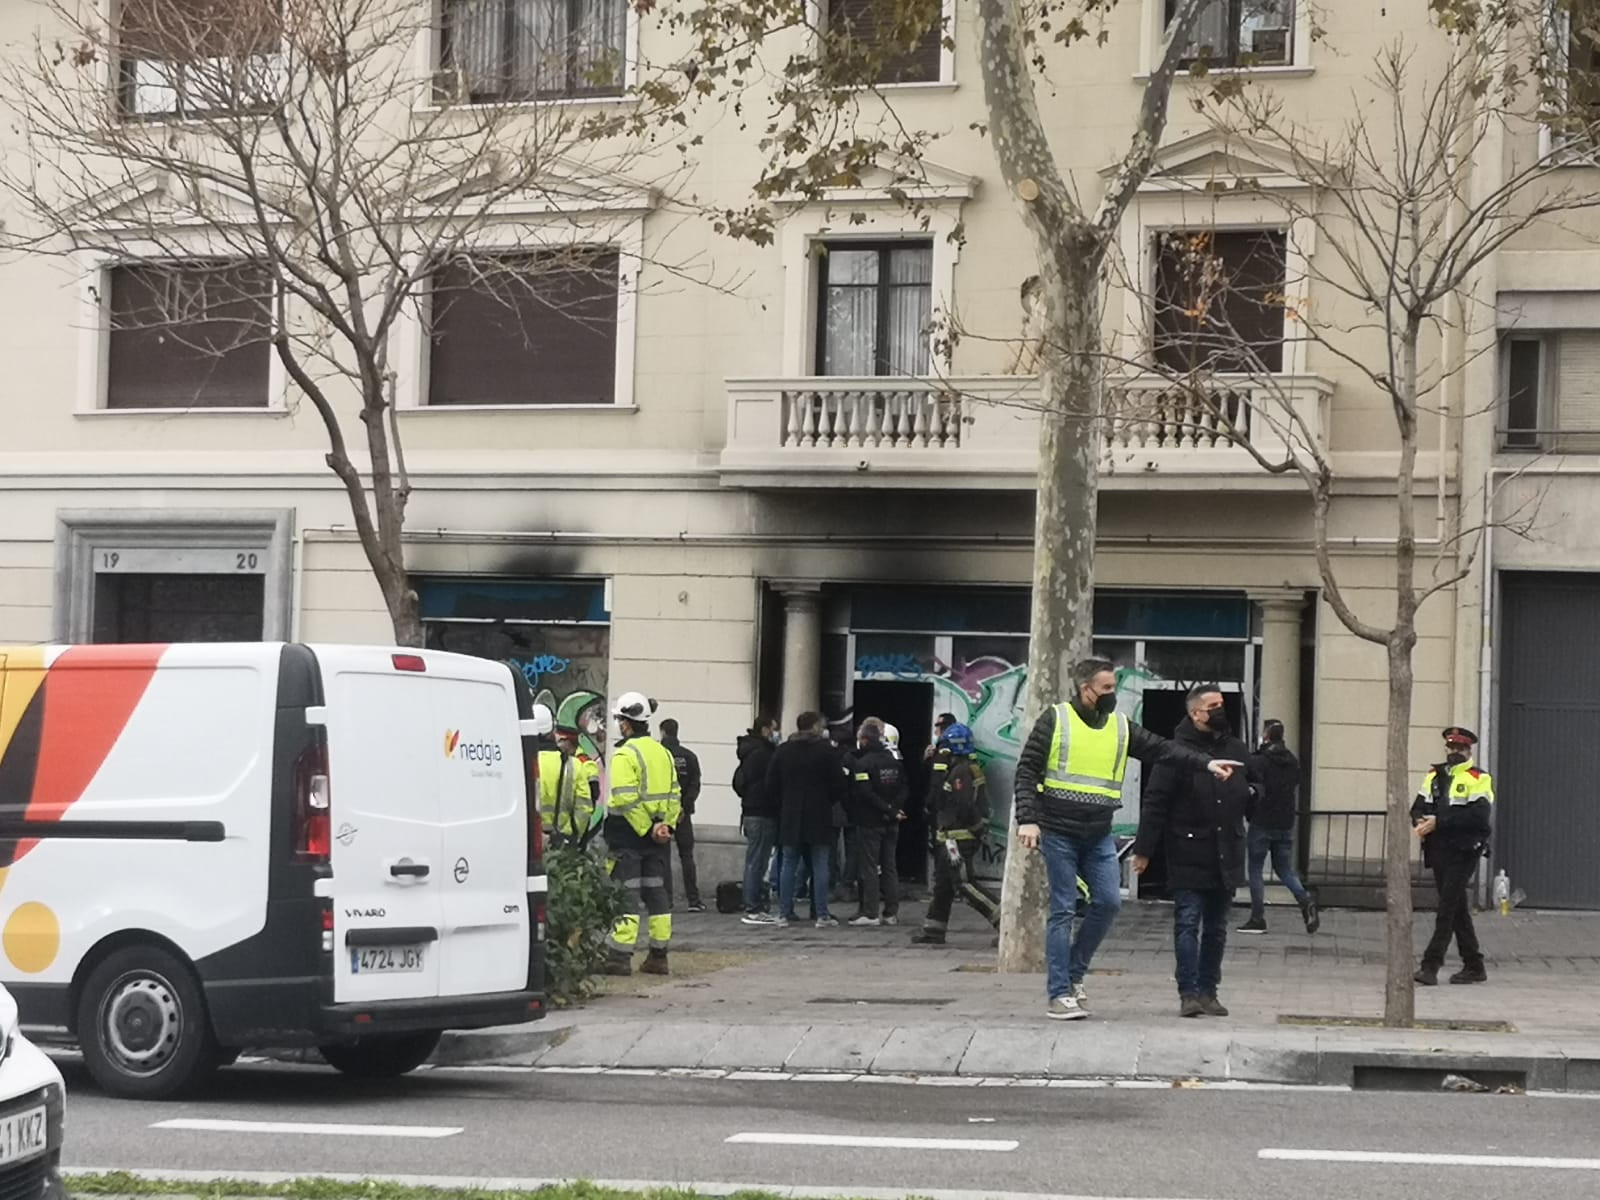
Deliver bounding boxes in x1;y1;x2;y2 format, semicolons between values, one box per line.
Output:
852;679;935;885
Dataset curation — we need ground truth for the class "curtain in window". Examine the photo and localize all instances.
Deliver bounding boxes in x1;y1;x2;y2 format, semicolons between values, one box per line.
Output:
449;0;506;95
821;249;879;376
573;0;627;91
885;246;932;376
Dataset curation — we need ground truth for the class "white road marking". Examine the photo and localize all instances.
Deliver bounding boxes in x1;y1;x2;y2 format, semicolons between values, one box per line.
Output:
67;1167;1199;1200
1261;1148;1600;1171
150;1118;461;1139
727;1131;1018;1152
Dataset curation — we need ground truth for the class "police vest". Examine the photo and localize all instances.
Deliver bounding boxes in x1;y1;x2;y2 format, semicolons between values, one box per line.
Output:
1420;759;1495;809
1041;703;1130;800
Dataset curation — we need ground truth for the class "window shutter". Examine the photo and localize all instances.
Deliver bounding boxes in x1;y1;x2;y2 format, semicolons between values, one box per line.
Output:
1557;330;1600;449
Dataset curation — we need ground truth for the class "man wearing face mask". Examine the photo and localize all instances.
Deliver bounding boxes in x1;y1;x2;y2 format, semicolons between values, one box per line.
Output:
1132;684;1254;1019
1411;727;1494;986
1014;659;1238;1021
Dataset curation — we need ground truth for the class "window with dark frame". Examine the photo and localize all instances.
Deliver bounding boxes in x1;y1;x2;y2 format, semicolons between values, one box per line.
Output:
1165;0;1294;68
440;0;628;102
117;0;282;118
815;241;933;377
92;573;265;643
1503;336;1544;450
1152;229;1288;375
1554;2;1600;147
428;249;621;406
106;261;272;409
824;0;943;86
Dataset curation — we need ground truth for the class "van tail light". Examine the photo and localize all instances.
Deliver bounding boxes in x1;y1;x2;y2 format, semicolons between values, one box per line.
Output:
294;734;332;863
320;904;334;954
392;654;427;672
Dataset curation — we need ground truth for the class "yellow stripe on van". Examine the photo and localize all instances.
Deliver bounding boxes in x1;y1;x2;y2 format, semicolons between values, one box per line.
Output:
0;646;48;767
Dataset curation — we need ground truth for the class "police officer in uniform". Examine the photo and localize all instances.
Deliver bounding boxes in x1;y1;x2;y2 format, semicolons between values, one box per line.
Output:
1412;726;1494;986
846;717;907;927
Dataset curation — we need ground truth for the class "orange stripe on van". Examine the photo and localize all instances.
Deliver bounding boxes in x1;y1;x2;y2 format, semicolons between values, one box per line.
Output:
15;644;167;860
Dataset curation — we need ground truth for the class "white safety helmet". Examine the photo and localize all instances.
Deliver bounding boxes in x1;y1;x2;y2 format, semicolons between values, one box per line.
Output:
520;702;554;739
611;691;657;723
882;722;903;760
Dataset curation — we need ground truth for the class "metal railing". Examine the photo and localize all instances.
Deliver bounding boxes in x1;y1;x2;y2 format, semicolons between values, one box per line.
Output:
1302;810;1426;887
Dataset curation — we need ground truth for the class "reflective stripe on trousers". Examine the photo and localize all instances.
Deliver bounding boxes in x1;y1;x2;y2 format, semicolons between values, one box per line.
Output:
608;841;674;952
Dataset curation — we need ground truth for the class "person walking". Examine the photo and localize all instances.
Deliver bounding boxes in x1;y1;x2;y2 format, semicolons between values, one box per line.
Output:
913;722;999;943
658;718;704;913
1015;658;1236;1022
767;711;847;928
1237;719;1319;935
846;717;907;927
1412;726;1494;987
1132;684;1253;1018
600;692;681;977
735;716;782;924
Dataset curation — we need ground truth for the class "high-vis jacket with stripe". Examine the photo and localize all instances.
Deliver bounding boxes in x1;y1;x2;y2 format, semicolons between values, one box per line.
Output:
538;748;593;839
608;734;682;837
1042;702;1131;801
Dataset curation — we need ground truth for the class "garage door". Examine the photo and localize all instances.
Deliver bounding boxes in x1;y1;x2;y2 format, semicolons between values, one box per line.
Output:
1498;572;1600;908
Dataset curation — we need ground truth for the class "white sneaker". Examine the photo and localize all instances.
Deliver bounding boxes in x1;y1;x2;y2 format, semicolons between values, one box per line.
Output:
741;912;778;926
1071;982;1089;1008
815;915;840;928
1046;995;1088;1021
849;915;882;927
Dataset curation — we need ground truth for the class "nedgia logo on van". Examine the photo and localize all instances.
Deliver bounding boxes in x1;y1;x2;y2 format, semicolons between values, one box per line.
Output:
443;731;503;764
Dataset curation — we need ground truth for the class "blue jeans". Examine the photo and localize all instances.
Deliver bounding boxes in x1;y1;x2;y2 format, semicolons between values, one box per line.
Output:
1247;823;1310;919
742;816;779;912
1173;887;1234;997
780;844;832;920
1041;832;1123;1001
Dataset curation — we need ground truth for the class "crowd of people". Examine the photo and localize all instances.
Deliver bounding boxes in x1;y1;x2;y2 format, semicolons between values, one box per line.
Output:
533;658;1496;1018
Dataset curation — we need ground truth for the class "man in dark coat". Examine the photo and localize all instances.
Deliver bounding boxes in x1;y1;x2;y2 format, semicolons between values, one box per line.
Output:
735;716;781;924
658;719;703;912
845;717;908;926
767;711;848;928
1133;684;1253;1018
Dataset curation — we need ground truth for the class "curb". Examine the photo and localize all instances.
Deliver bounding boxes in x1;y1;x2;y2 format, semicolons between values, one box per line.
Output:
432;1022;1600;1092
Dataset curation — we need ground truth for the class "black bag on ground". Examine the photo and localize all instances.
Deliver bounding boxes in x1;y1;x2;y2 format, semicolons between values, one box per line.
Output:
715;880;744;914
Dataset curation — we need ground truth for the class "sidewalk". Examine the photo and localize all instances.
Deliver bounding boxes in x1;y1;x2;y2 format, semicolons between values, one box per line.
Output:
438;901;1600;1090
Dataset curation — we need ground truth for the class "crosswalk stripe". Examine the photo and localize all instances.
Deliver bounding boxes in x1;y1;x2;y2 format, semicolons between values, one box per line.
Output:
727;1131;1017;1152
151;1118;461;1139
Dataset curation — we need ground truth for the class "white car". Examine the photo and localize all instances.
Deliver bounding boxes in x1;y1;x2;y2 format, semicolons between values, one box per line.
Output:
0;985;65;1200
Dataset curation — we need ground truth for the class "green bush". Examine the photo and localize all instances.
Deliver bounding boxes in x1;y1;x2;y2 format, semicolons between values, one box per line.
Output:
544;844;627;1004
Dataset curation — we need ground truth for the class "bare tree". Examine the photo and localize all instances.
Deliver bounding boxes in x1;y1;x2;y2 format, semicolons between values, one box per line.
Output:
1118;7;1599;1023
1;0;689;645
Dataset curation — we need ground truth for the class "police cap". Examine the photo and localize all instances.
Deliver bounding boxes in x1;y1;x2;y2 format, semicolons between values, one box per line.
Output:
1442;726;1478;747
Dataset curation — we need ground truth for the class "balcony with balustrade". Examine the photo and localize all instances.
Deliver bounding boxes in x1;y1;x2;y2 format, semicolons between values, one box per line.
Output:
718;373;1333;489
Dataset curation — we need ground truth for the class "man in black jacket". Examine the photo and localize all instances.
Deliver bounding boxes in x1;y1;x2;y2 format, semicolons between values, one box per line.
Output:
1014;658;1234;1021
1239;719;1319;936
735;716;781;923
1133;684;1254;1018
768;711;849;928
659;719;704;913
846;717;908;927
913;722;999;944
1411;727;1495;986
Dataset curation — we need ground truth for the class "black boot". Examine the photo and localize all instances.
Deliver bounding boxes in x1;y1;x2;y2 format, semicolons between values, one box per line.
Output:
1413;963;1439;986
910;929;945;945
601;953;633;977
640;947;670;976
1449;963;1487;985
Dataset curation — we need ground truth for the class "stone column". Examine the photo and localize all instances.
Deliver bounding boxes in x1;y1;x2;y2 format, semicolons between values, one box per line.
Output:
1256;594;1306;752
779;584;822;728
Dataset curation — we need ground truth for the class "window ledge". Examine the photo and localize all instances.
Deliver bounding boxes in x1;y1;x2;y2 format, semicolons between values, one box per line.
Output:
1135;64;1315;82
414;94;637;117
402;403;639;414
848;80;958;94
76;407;290;418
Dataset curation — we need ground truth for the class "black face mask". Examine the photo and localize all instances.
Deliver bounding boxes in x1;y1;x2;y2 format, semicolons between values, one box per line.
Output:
1095;692;1119;717
1204;710;1230;736
1446;751;1468;766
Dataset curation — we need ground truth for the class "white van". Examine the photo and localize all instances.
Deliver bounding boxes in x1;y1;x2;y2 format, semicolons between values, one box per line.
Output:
0;643;547;1099
0;984;65;1200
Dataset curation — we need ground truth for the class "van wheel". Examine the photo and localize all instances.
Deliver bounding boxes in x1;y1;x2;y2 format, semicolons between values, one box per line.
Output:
77;946;217;1100
319;1031;442;1078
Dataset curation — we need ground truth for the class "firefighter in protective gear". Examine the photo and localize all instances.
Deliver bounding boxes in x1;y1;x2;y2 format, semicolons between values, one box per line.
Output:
912;723;1001;943
602;693;682;977
556;723;602;840
1412;727;1494;986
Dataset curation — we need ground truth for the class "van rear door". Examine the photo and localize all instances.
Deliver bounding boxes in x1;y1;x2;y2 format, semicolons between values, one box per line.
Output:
320;651;445;1004
430;663;530;998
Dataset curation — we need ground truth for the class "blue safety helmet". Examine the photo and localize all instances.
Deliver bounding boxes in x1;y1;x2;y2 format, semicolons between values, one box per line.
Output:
941;723;975;756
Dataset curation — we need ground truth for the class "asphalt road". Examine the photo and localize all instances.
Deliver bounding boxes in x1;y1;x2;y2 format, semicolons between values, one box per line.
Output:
53;1057;1600;1200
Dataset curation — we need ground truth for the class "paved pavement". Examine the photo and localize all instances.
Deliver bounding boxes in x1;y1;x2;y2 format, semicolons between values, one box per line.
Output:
439;900;1600;1089
60;1063;1600;1200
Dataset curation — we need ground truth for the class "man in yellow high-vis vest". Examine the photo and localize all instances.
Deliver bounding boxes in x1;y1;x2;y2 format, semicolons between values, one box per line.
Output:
1013;657;1237;1022
600;691;681;977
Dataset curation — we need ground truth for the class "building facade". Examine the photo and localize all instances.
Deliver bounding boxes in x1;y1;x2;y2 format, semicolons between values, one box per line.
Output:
0;0;1592;903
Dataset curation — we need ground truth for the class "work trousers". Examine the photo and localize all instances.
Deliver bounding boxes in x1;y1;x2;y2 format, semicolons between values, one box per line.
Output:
856;824;900;919
923;839;1001;931
674;812;701;907
1422;844;1483;970
609;839;674;954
